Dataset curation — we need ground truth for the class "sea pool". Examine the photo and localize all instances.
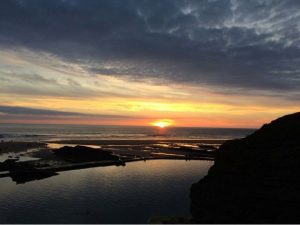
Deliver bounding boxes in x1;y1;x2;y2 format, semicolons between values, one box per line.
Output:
0;160;212;223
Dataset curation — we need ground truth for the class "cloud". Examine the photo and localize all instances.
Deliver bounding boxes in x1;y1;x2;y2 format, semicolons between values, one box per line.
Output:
0;105;85;116
0;105;134;119
0;0;300;95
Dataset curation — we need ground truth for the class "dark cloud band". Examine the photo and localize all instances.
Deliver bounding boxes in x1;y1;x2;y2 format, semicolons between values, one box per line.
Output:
0;0;300;93
0;105;133;119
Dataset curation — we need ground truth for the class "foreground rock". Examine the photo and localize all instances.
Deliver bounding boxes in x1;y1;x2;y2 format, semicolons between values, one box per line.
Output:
53;145;119;162
191;112;300;223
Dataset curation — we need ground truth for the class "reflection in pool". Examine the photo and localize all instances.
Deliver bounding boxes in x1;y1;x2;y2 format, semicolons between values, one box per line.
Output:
0;160;213;224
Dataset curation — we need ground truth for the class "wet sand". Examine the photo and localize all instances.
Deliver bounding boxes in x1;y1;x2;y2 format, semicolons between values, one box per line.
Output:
0;142;47;154
0;139;225;154
49;139;226;145
0;140;218;183
46;139;223;162
0;139;222;161
0;139;221;167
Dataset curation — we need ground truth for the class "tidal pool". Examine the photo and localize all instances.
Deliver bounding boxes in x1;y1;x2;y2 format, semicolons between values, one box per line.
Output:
0;159;212;223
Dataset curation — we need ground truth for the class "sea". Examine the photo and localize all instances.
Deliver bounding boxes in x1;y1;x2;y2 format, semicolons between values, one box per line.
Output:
0;124;255;142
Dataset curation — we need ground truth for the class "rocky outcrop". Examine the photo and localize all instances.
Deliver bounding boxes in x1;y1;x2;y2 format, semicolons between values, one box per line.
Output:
54;145;119;162
190;112;300;223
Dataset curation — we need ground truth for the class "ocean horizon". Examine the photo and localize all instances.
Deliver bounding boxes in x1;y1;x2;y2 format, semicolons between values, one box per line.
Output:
0;123;255;142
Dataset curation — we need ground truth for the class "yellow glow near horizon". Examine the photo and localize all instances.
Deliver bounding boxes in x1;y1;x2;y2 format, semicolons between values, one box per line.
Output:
1;48;300;128
151;119;174;128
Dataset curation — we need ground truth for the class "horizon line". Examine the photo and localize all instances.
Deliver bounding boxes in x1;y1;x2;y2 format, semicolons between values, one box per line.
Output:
0;122;258;130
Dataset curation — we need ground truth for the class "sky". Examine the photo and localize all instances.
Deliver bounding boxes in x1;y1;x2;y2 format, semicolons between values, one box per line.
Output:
0;0;300;128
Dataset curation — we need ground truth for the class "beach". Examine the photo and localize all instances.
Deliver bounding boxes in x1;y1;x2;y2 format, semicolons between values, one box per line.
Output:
0;125;249;185
0;141;47;154
50;139;226;145
0;138;223;184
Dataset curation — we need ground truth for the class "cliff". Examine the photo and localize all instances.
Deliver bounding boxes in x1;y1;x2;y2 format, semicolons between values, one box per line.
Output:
190;112;300;223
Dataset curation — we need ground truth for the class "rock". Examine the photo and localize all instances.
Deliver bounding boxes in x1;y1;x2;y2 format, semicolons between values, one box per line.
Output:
53;145;119;162
190;112;300;223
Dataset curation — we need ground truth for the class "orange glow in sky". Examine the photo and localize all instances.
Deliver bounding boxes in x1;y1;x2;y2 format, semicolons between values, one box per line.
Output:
0;50;299;128
1;2;300;129
151;119;174;128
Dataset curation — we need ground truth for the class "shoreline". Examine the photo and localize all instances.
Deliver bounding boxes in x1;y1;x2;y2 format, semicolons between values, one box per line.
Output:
0;156;214;182
48;139;226;145
0;142;47;154
0;140;218;183
0;139;226;154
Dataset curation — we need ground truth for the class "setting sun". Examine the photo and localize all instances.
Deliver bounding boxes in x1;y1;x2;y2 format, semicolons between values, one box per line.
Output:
151;119;174;128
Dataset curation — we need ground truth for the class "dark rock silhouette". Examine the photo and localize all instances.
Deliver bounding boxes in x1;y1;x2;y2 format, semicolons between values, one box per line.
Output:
53;145;119;162
10;169;58;184
0;158;19;171
190;112;300;223
0;159;58;184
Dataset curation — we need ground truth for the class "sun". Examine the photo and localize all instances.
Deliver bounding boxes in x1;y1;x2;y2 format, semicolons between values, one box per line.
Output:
151;119;173;128
154;121;168;128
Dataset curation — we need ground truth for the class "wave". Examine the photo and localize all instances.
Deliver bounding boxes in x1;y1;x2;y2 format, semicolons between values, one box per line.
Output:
146;134;169;137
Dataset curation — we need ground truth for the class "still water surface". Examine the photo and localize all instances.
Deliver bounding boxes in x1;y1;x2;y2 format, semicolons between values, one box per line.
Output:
0;160;212;224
